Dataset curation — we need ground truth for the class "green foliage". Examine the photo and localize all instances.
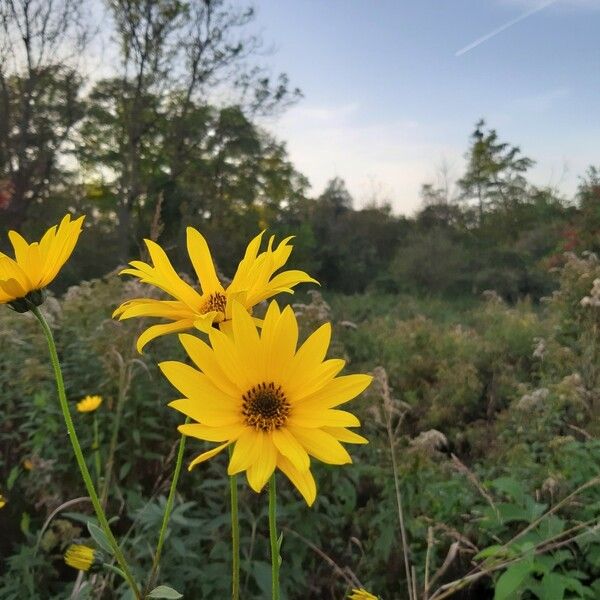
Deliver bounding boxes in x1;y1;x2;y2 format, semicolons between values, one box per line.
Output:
1;251;599;598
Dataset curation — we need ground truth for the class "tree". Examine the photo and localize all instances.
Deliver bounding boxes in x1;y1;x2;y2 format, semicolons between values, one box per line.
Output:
317;177;353;214
420;158;458;207
576;166;600;252
458;119;534;223
81;0;300;261
0;0;88;229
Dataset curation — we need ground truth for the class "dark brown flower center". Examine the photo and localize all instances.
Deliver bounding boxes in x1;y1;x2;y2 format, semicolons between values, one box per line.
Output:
242;382;290;432
202;292;227;314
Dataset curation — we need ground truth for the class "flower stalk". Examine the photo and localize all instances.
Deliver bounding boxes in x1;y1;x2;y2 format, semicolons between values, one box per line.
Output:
229;451;240;600
31;306;140;599
146;422;189;594
269;473;280;600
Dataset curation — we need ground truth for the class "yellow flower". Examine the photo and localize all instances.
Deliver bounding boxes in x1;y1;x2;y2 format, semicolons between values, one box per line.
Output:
76;395;103;413
160;301;371;506
113;228;317;352
64;544;98;571
0;494;6;509
23;458;34;471
0;214;84;312
348;589;378;600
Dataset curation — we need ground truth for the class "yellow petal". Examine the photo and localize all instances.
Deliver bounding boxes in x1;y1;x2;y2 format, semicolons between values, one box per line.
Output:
288;409;361;428
285;358;345;400
193;312;219;333
188;442;230;470
276;454;317;506
294;373;373;407
41;215;84;285
263;305;298;379
228;231;266;292
323;427;369;445
250;270;319;304
246;435;277;492
257;301;282;367
0;276;28;302
287;426;352;465
160;361;237;407
272;428;310;472
208;328;253;391
8;230;32;265
231;301;261;375
113;299;194;321
228;429;262;475
282;323;331;388
186;227;223;295
141;239;203;309
8;231;42;284
136;319;196;353
0;255;34;294
178;333;241;397
178;422;245;442
169;399;241;427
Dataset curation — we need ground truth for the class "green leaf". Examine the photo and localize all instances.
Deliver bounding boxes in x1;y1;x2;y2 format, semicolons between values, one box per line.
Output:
147;585;183;599
475;544;512;561
277;531;284;566
491;477;527;505
494;561;532;600
102;563;126;581
7;466;19;490
540;573;566;599
20;512;30;536
119;461;132;480
252;561;272;595
87;522;113;554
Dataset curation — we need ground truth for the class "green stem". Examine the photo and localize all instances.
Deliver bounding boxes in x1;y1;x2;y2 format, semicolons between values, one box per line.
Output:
145;422;188;594
229;447;240;600
268;473;280;600
31;306;141;599
93;414;101;489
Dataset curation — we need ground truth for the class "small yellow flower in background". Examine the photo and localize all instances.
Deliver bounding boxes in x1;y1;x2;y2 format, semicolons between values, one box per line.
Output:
0;214;84;312
23;458;34;471
0;494;6;509
348;589;378;600
113;228;317;352
64;544;98;571
76;395;103;413
160;301;371;506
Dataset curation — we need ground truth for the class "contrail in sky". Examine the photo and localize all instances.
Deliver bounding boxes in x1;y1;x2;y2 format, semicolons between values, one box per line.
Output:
455;0;558;57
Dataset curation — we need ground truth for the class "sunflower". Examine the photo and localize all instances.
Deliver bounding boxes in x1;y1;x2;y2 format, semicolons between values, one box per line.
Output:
76;395;103;413
113;228;317;352
348;589;378;600
64;544;100;572
159;301;371;506
0;214;84;312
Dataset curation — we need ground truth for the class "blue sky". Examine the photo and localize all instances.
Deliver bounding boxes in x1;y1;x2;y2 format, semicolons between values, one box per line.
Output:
254;0;600;213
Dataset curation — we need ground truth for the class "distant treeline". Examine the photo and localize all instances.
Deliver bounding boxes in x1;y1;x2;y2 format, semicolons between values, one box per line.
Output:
0;1;598;300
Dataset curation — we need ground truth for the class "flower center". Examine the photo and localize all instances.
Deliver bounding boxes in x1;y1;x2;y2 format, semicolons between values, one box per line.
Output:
242;382;290;432
201;292;227;315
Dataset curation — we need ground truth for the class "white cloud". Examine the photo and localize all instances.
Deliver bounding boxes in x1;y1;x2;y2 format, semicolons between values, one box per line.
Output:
270;100;588;215
272;104;459;215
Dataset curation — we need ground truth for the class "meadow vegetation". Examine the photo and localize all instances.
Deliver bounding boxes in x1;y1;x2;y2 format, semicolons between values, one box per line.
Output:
1;1;600;598
1;251;599;598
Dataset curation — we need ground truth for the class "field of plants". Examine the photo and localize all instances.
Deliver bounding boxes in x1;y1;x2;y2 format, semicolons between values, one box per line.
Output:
1;1;599;597
1;245;599;599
